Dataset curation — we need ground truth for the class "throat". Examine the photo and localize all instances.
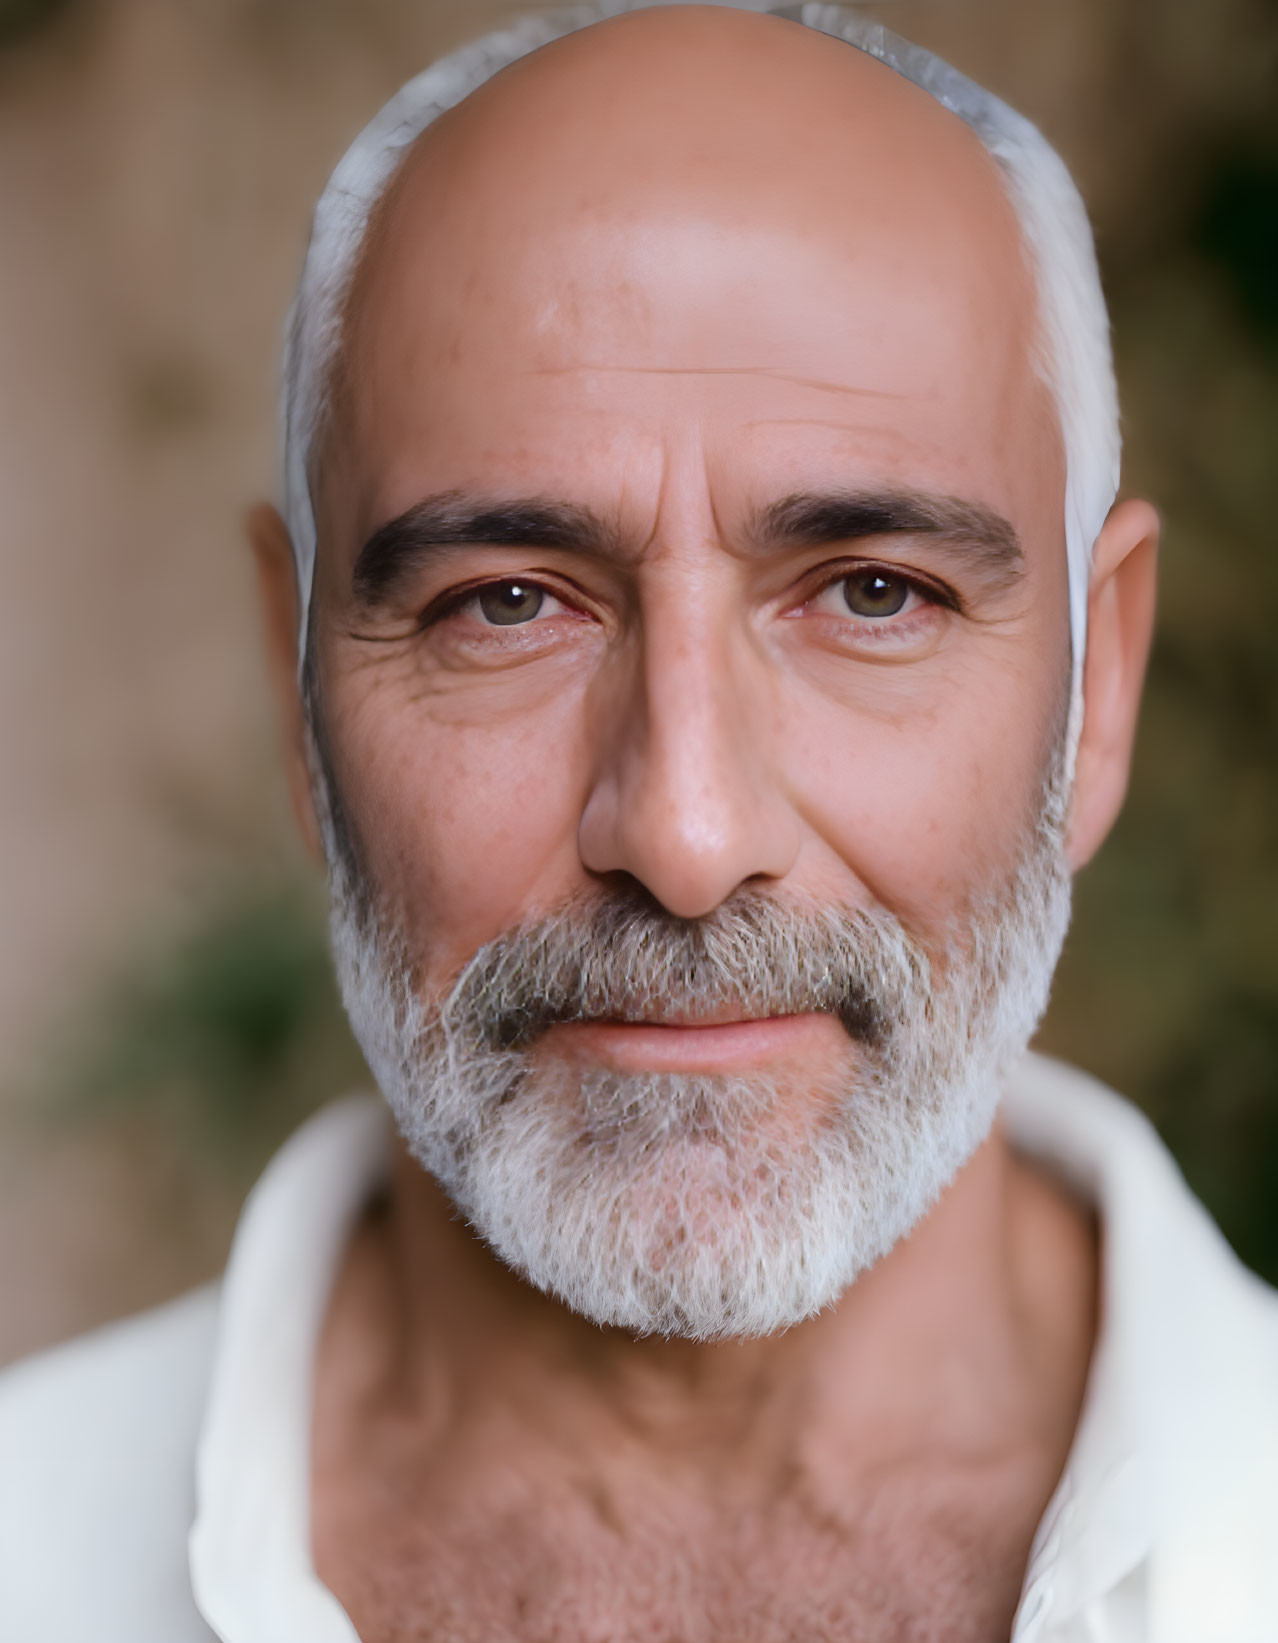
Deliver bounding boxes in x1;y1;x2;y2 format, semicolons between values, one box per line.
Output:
309;1126;1097;1640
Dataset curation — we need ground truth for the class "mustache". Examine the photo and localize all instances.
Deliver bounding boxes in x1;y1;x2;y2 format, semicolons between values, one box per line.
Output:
433;886;933;1054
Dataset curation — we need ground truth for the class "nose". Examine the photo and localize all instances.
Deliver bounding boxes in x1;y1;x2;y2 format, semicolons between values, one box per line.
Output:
577;583;800;919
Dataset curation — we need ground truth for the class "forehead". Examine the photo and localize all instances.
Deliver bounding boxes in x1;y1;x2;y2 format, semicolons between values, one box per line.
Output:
325;8;1055;549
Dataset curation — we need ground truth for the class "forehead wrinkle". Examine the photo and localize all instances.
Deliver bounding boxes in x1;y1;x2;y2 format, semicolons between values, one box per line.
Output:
742;416;920;433
525;363;909;401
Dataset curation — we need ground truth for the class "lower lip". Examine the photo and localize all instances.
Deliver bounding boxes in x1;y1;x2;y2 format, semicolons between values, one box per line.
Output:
537;1012;844;1074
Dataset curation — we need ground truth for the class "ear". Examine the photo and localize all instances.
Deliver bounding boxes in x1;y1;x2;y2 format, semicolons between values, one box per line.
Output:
1065;497;1160;870
246;503;324;860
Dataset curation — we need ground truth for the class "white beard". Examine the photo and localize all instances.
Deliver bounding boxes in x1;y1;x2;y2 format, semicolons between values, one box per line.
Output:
315;748;1072;1342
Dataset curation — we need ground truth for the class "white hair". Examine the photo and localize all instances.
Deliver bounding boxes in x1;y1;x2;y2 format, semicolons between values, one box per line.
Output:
282;0;1121;748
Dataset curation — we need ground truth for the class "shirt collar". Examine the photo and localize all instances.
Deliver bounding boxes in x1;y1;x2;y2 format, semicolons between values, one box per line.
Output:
190;1095;390;1643
1004;1055;1278;1642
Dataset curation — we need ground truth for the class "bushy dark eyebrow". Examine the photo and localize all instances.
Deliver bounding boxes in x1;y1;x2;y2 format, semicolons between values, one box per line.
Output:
352;493;622;609
751;490;1024;585
350;485;1024;611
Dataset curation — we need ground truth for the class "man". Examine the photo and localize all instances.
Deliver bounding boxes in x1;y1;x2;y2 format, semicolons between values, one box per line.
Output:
2;3;1276;1639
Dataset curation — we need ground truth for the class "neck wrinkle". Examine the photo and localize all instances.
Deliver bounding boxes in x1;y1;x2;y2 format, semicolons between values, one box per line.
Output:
342;1122;1087;1498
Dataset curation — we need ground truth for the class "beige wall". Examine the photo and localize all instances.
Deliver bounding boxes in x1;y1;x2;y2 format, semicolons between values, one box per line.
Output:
0;0;527;1359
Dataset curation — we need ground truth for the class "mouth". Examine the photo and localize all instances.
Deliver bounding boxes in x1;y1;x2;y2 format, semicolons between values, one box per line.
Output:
535;1011;849;1074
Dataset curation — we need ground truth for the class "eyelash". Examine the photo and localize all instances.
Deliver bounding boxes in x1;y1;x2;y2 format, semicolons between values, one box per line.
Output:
798;560;960;618
419;561;960;631
419;578;564;629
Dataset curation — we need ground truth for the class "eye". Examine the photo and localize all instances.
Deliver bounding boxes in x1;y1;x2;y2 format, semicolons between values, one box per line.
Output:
808;567;922;622
838;569;911;618
471;580;561;626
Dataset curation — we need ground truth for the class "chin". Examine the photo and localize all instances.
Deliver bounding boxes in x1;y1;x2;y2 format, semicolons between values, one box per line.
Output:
399;1056;1006;1342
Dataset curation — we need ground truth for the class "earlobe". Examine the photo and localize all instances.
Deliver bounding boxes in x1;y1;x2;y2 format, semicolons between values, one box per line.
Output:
246;503;325;861
1065;498;1160;870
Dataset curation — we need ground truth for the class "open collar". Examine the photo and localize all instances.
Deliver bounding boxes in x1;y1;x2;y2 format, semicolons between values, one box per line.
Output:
189;1057;1278;1643
190;1095;390;1643
1004;1056;1278;1642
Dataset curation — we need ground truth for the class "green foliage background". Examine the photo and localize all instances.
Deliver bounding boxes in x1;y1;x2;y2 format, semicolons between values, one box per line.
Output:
1040;107;1278;1278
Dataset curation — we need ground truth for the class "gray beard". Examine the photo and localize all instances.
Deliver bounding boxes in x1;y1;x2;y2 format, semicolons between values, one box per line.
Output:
312;738;1072;1342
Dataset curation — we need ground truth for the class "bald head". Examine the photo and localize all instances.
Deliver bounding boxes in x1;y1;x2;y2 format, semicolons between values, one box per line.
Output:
334;5;1032;440
379;5;1010;235
285;1;1119;714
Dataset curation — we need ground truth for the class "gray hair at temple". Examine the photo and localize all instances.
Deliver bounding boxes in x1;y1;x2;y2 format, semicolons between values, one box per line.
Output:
281;0;1121;745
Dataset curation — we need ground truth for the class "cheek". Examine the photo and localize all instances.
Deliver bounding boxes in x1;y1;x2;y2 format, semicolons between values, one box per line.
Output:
778;646;1061;927
326;677;597;983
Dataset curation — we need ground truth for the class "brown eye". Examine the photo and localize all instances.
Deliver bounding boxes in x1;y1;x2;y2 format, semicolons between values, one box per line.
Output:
841;570;910;618
477;581;545;626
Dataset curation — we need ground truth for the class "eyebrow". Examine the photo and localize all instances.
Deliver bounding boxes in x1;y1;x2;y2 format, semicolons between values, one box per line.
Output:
750;490;1024;583
352;493;621;608
350;485;1023;610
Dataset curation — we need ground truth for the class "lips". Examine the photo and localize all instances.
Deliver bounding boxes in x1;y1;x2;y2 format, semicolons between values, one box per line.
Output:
534;1011;850;1074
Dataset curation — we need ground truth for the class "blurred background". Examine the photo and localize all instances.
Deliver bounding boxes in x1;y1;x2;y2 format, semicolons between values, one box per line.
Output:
0;0;1275;1366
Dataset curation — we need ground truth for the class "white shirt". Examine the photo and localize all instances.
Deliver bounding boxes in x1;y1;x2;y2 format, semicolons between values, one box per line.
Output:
3;1052;1277;1642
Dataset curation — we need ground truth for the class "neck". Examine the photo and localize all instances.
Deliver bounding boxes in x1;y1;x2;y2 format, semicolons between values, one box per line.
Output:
319;1119;1096;1501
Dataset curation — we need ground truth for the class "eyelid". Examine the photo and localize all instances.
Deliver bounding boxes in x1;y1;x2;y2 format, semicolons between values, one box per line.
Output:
799;557;962;615
420;572;578;629
416;558;959;631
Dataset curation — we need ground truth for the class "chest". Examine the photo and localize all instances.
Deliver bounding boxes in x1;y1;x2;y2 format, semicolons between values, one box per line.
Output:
315;1489;1033;1642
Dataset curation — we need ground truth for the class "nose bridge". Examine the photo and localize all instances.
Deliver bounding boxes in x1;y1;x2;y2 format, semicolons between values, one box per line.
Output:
644;574;745;836
578;545;800;918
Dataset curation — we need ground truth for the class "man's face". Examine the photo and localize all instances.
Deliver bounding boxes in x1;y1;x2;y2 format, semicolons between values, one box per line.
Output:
300;11;1076;1333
